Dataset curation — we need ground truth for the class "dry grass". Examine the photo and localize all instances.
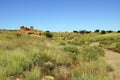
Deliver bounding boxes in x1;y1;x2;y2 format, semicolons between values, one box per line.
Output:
0;30;113;80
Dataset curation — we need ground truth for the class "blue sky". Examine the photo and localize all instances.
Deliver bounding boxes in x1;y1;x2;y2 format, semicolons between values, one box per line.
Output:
0;0;120;32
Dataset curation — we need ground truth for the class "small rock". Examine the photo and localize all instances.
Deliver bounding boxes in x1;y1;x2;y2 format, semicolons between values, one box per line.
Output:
16;78;20;80
42;76;54;80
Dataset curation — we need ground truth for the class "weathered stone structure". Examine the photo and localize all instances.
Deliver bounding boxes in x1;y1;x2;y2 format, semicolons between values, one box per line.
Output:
30;26;34;31
20;26;32;32
20;26;45;35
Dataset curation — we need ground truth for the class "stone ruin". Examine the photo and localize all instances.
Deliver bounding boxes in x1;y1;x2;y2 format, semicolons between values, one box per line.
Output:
20;26;33;32
20;26;44;35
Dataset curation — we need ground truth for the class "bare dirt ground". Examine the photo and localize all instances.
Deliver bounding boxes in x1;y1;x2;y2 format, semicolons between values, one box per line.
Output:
90;42;120;80
104;49;120;80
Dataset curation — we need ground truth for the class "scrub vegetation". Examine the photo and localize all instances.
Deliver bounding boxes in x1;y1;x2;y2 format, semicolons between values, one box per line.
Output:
0;29;119;80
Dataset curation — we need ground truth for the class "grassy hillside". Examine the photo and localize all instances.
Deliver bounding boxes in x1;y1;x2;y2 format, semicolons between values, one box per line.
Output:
0;30;119;80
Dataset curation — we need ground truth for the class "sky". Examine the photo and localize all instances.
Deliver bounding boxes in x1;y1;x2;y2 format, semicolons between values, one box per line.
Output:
0;0;120;32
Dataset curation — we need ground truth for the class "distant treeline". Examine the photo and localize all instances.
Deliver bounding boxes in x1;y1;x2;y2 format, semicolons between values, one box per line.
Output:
73;29;120;34
0;29;120;34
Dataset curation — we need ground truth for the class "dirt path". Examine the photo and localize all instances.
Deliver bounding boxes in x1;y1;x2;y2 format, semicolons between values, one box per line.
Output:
44;42;120;80
104;49;120;80
90;42;120;80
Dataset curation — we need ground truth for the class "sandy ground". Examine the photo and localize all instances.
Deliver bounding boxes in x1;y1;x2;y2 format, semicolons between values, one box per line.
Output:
90;42;120;80
48;42;120;80
104;49;120;80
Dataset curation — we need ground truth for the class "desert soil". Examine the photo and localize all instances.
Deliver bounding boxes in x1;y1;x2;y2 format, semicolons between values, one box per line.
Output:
104;49;120;80
90;42;120;80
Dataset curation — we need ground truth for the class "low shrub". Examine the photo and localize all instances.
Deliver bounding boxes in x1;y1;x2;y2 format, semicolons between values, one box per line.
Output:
108;42;120;52
43;61;54;75
45;32;53;38
54;66;72;80
108;43;117;49
106;64;114;72
14;32;22;38
64;46;79;55
112;43;120;52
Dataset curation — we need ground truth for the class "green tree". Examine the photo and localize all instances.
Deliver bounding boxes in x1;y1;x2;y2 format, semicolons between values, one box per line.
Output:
94;29;100;33
79;30;86;34
101;30;106;34
117;30;120;33
73;30;78;33
107;30;113;33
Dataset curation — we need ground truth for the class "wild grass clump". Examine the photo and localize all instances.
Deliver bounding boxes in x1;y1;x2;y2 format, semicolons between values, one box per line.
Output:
72;73;109;80
97;33;120;52
64;46;79;55
108;43;120;52
67;40;85;46
0;49;29;79
72;60;110;80
112;43;120;52
80;46;105;61
106;64;114;72
41;50;72;67
14;32;22;38
42;61;54;75
0;46;44;79
25;67;41;80
59;41;66;45
53;66;72;80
